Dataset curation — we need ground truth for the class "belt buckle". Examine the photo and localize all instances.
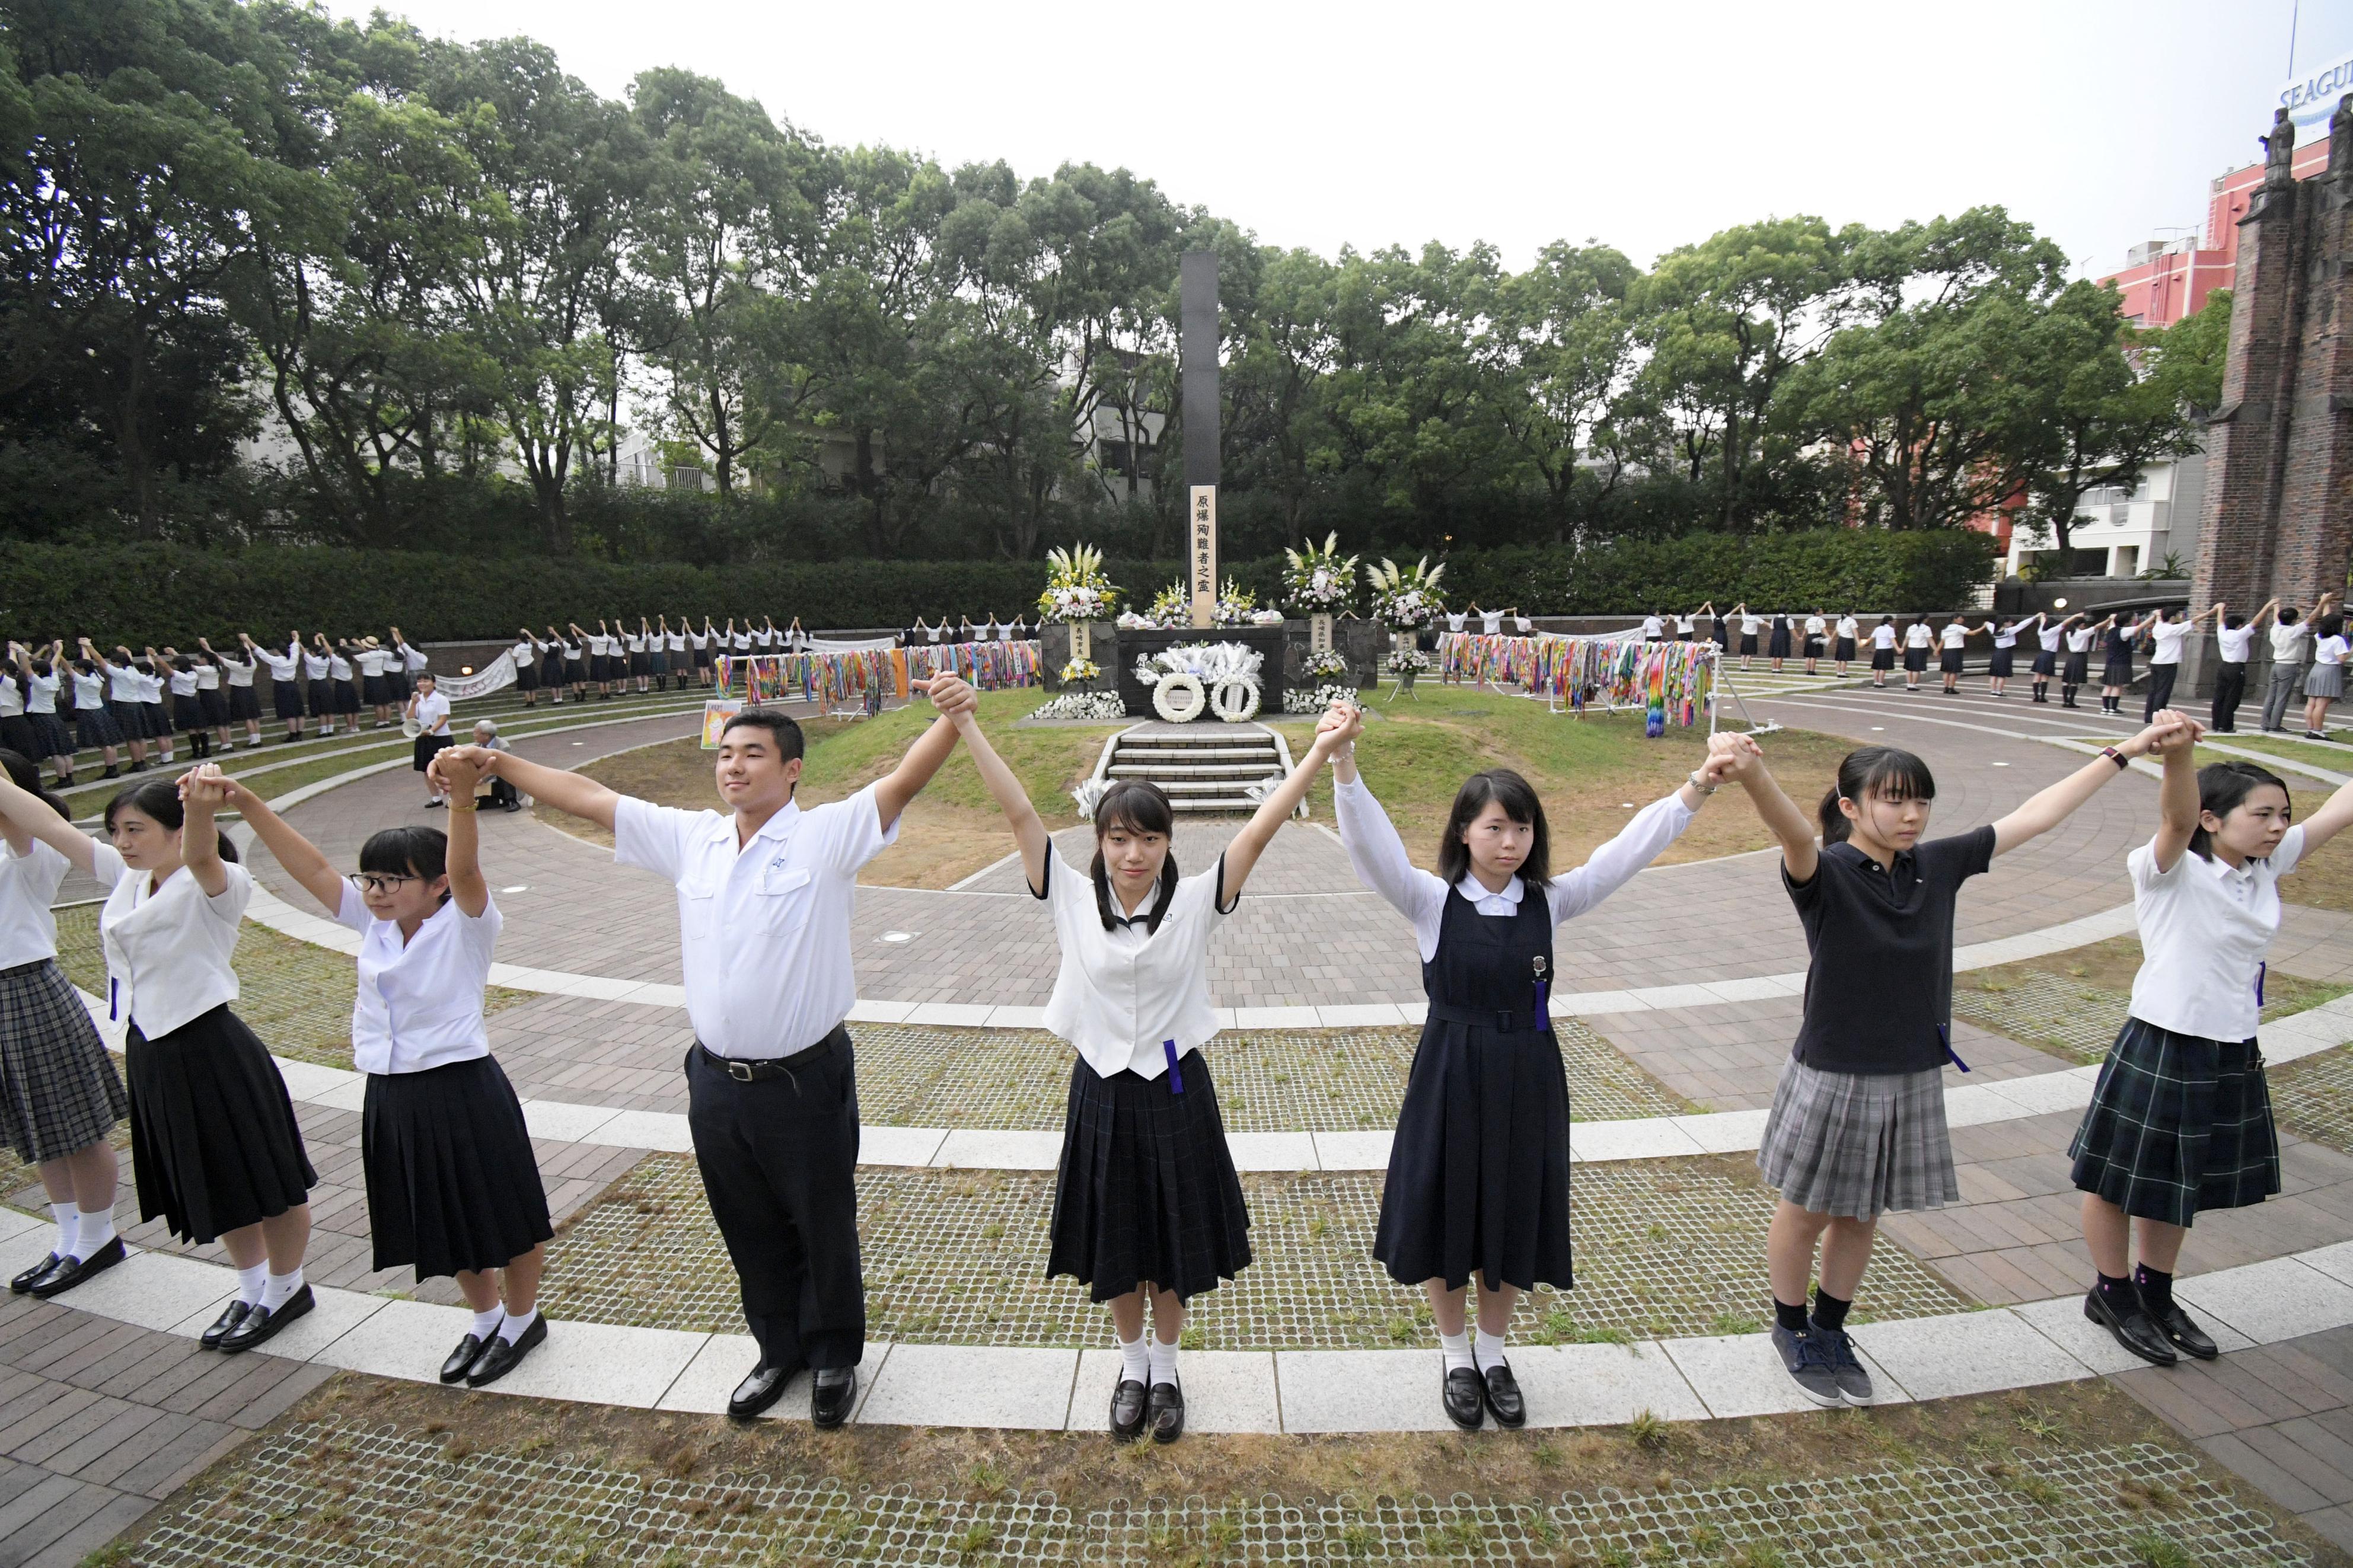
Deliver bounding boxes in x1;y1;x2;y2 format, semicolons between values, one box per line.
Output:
726;1059;755;1082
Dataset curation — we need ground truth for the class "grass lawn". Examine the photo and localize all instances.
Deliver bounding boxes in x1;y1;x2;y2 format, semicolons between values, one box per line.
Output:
553;689;1860;888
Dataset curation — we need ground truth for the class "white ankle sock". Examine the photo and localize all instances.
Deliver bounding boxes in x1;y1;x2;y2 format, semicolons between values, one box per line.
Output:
1475;1327;1507;1369
1147;1332;1180;1388
496;1307;538;1343
48;1202;76;1259
1438;1330;1474;1373
235;1263;267;1305
470;1307;504;1340
1116;1332;1149;1385
260;1266;304;1311
74;1205;115;1256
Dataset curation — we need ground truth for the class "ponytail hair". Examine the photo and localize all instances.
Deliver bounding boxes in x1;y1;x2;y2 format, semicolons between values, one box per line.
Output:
103;779;240;864
0;749;67;820
1818;746;1937;844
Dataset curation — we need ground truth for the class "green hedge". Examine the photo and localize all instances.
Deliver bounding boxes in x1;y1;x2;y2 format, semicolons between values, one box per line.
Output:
1437;529;2002;615
0;530;1997;646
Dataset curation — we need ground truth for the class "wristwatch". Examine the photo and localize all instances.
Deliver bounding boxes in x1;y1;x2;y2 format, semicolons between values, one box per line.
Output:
1686;769;1718;796
2099;745;2129;770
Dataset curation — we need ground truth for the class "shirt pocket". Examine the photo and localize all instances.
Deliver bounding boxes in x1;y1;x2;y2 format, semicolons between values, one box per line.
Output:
680;880;720;942
757;866;815;936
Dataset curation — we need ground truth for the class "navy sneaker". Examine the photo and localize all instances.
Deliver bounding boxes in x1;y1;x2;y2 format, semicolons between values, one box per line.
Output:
1813;1325;1874;1406
1771;1323;1842;1408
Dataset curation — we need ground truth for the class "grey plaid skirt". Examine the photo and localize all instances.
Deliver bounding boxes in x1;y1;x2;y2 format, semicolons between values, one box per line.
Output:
1758;1058;1958;1220
0;958;126;1163
2070;1017;2278;1226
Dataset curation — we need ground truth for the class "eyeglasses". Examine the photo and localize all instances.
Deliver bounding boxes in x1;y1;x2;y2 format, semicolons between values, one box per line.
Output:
347;873;420;895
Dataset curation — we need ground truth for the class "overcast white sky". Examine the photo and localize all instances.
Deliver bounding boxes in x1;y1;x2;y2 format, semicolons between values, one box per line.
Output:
314;0;2349;279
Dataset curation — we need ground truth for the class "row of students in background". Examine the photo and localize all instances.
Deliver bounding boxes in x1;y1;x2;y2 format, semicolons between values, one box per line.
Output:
243;629;426;744
907;615;1037;643
1451;606;1533;636
508;618;745;708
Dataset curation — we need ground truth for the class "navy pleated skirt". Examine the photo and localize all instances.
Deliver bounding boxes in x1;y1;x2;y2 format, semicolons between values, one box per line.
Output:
1375;1020;1574;1294
126;1005;315;1245
363;1055;552;1280
1046;1050;1251;1304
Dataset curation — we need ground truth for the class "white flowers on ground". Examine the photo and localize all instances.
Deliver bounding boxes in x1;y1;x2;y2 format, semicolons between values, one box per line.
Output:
1031;691;1126;721
1283;681;1358;713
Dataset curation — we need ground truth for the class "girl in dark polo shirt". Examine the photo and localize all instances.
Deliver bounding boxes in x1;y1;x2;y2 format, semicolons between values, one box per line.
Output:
1712;714;2192;1409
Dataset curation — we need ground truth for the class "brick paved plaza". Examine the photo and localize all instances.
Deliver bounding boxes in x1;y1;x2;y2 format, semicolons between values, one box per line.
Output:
12;676;2353;1564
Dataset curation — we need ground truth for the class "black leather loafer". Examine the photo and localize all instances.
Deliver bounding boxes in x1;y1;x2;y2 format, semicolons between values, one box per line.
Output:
727;1361;796;1420
441;1331;495;1385
1147;1376;1184;1444
29;1237;124;1299
811;1366;857;1429
2084;1288;2176;1366
10;1253;61;1295
200;1299;251;1350
1109;1377;1148;1442
219;1285;313;1355
1442;1365;1485;1430
2154;1301;2220;1361
466;1314;547;1387
1478;1359;1526;1429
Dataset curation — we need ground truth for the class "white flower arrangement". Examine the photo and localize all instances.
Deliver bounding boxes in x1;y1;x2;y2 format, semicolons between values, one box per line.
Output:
1037;543;1121;624
1145;582;1191;628
1366;556;1447;631
1057;657;1101;683
1283;532;1360;612
1072;777;1111;819
1135;641;1264;724
1283;681;1359;713
1302;648;1351;679
1032;691;1127;721
1385;649;1433;673
1115;609;1155;630
1249;607;1286;626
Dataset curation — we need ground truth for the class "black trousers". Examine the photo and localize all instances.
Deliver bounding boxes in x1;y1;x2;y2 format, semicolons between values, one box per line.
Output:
2212;662;2247;733
684;1027;865;1370
2143;663;2179;723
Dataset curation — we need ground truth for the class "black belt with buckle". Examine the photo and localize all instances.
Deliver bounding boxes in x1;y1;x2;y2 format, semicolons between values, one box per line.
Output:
697;1036;834;1083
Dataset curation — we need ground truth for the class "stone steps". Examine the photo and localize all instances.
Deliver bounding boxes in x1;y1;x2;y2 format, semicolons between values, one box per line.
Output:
1092;720;1290;815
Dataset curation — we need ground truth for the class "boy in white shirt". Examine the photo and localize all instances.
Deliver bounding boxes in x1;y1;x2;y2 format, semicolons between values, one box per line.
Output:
407;673;454;807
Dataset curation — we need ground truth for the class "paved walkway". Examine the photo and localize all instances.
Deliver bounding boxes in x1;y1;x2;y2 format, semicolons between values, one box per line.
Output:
0;1291;330;1568
29;675;2353;1561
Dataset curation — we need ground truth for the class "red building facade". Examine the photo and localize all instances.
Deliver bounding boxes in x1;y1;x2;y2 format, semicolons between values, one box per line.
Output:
2103;136;2332;326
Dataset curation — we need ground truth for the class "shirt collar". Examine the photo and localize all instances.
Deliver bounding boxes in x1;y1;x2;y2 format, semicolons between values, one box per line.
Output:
1455;872;1523;906
709;797;802;850
1825;840;1913;876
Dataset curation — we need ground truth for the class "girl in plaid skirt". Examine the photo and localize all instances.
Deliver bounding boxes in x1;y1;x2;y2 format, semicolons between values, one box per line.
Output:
1716;713;2193;1410
0;749;128;1301
2071;748;2353;1366
948;704;1348;1445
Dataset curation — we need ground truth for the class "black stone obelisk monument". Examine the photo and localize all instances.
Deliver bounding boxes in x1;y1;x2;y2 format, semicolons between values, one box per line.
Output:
1180;250;1219;628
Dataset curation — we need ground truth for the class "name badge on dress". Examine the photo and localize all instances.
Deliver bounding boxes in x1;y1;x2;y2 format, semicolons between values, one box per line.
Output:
1532;955;1549;1022
1162;1039;1184;1094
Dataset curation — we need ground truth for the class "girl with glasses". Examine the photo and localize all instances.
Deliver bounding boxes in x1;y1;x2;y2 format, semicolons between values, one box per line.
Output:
209;752;554;1387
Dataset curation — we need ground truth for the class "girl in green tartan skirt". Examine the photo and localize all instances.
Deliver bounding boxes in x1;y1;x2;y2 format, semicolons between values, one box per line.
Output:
2073;739;2353;1368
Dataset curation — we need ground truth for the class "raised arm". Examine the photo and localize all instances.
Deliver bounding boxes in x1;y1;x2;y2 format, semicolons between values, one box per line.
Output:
946;704;1050;893
0;765;95;873
216;775;345;915
1326;707;1445;924
176;766;231;898
437;743;621;832
1222;714;1348;896
1716;732;1818;884
2148;718;2202;873
872;674;977;832
431;751;491;916
1992;713;2189;857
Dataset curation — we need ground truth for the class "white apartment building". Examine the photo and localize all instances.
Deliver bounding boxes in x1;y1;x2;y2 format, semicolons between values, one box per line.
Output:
2004;443;2208;580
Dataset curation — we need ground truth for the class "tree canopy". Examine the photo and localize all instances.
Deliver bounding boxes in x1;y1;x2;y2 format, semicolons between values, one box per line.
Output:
0;0;2217;567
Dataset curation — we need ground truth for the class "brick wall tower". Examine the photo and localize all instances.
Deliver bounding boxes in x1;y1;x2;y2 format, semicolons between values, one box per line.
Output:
2192;99;2353;617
